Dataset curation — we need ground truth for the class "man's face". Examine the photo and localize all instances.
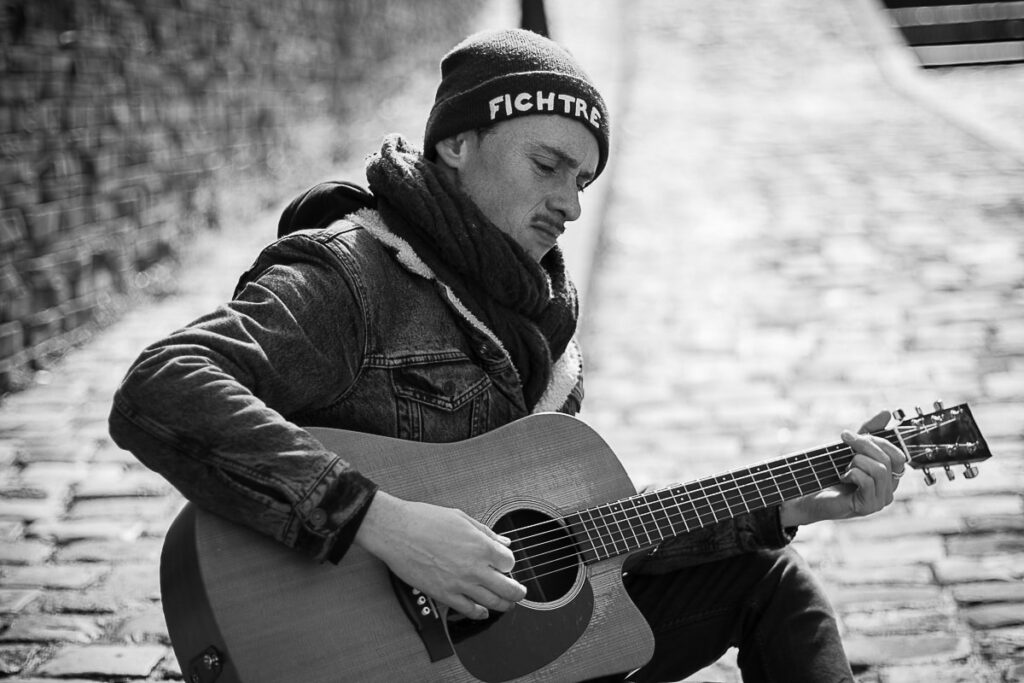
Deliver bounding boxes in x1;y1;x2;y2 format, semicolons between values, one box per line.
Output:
450;115;600;262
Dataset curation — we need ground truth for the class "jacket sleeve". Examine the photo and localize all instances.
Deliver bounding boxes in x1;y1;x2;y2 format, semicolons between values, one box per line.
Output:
108;234;377;563
624;506;797;574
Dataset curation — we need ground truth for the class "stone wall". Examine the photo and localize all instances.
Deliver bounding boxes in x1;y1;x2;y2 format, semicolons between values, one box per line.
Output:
0;0;482;392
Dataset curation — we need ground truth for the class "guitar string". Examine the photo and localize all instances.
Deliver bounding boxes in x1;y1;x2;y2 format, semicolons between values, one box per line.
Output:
508;426;959;578
505;425;928;567
508;451;854;582
509;438;950;584
505;424;911;549
505;420;961;581
506;460;843;583
511;419;966;583
503;419;952;548
507;447;856;580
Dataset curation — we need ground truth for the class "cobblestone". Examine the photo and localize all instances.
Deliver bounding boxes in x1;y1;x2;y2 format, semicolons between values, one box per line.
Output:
0;614;104;644
0;541;52;566
33;644;168;678
0;645;39;676
0;565;107;591
0;590;40;615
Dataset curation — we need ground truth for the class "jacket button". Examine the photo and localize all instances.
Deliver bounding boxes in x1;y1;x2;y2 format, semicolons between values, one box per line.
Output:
442;380;456;396
309;507;328;529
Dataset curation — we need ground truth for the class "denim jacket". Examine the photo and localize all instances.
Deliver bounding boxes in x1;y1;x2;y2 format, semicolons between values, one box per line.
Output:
109;208;791;567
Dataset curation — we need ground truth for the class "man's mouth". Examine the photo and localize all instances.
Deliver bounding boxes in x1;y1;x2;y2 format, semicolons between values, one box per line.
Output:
533;220;564;240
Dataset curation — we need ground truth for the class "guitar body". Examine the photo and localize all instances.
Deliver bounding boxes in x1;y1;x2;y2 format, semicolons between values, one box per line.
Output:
161;413;655;682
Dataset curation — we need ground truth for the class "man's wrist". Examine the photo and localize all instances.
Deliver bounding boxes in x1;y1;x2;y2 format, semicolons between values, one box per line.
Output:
779;499;809;528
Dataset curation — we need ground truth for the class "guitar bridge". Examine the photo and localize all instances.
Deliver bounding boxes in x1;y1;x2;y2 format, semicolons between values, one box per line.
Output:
388;572;454;663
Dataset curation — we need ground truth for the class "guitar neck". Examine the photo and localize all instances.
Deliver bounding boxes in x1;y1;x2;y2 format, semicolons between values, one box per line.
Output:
566;428;901;564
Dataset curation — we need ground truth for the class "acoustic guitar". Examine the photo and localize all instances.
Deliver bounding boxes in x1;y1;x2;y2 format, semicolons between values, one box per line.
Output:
160;402;990;682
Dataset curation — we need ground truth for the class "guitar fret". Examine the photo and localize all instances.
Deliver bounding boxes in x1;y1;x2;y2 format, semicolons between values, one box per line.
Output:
638;493;665;543
618;498;643;550
604;502;630;556
807;459;823;489
573;509;602;565
625;496;655;547
763;463;786;507
653;488;685;537
786;457;807;497
711;477;732;518
579;508;609;561
752;464;781;508
680;482;713;527
734;467;764;513
822;446;846;485
727;472;752;515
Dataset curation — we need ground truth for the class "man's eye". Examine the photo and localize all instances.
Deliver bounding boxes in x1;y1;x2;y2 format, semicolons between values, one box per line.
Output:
534;160;556;174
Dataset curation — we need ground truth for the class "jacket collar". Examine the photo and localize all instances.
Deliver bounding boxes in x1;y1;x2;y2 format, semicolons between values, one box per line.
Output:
354;208;580;414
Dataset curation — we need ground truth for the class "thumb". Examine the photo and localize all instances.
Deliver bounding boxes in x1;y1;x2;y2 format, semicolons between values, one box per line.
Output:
859;410;892;434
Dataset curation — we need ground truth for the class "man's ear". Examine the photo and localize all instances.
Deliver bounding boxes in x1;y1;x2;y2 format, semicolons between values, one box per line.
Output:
434;131;476;169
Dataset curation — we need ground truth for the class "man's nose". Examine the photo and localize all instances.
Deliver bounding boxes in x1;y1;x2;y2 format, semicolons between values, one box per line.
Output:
549;182;582;223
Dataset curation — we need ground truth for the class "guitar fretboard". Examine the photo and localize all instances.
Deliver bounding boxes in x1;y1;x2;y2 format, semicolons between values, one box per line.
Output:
565;429;900;564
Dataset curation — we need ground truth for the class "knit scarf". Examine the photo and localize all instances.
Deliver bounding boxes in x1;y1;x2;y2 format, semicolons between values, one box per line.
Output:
364;134;578;411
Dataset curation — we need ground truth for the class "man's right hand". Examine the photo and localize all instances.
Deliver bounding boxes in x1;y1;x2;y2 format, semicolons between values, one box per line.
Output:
354;491;528;620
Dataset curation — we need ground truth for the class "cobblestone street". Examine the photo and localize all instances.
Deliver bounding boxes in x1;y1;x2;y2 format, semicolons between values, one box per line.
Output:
580;1;1024;681
1;0;1022;681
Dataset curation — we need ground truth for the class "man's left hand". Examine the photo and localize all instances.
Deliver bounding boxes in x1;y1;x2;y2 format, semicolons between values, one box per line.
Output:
779;410;907;527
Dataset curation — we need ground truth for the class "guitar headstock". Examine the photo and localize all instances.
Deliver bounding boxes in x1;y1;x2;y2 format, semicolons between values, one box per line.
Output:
893;401;992;485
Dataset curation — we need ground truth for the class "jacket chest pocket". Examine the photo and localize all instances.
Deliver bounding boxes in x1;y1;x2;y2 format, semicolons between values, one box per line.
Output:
391;359;492;442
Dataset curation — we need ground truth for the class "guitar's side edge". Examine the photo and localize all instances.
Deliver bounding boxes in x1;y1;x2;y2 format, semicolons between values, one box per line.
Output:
161;503;241;683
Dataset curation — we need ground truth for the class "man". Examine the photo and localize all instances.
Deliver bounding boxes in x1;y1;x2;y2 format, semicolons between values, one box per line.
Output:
110;28;905;681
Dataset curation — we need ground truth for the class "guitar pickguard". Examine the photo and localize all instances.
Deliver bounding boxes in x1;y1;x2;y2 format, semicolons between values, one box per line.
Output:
447;504;594;682
450;578;594;682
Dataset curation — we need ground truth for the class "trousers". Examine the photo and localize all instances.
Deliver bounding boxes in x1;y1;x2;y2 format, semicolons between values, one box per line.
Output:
587;547;855;683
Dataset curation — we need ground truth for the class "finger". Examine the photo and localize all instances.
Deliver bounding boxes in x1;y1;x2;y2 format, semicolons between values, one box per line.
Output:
482;570;528;602
841;465;891;512
486;541;517;574
848;453;895;506
468;516;514;549
445;593;490;621
865;434;908;475
464;584;516;613
842;430;891;469
858;410;892;434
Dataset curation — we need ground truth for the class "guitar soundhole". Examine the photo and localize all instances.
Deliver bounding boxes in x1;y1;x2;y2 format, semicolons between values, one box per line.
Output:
446;508;581;635
496;508;580;603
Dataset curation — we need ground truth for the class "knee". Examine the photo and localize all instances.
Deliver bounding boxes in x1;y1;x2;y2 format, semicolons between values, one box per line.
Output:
757;547;830;605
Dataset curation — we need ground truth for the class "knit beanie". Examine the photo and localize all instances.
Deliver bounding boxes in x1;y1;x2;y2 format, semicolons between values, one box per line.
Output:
424;28;610;179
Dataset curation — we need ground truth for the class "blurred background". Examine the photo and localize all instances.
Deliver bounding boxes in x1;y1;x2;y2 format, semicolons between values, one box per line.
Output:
0;0;1022;680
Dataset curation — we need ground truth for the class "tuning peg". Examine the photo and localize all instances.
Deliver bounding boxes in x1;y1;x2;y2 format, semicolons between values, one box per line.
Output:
963;464;979;479
922;468;937;486
944;466;955;481
893;408;906;422
933;400;944;411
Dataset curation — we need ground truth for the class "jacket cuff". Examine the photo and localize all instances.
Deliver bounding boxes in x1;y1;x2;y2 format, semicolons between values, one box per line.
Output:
740;505;796;550
291;468;379;562
325;487;378;564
